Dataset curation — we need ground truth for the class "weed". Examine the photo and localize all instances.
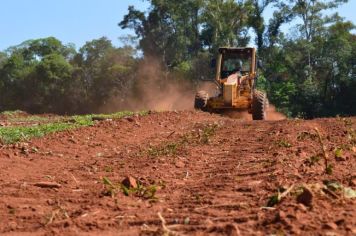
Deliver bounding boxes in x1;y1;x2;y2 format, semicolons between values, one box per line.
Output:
297;131;318;141
148;142;179;157
276;139;292;148
334;148;343;158
326;164;333;175
104;166;113;172
102;177;118;197
342;118;356;145
314;128;332;175
342;118;353;127
324;180;356;199
147;123;219;157
304;154;321;166
199;124;218;144
0;110;25;117
267;194;280;207
135;184;158;200
267;185;295;207
44;201;69;225
347;128;356;145
102;177;159;200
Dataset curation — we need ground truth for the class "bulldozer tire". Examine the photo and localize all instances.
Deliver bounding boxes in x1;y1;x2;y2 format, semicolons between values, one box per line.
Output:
252;90;268;120
194;91;209;111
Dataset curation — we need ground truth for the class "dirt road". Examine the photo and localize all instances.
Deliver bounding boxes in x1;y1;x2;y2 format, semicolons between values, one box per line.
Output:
0;111;355;235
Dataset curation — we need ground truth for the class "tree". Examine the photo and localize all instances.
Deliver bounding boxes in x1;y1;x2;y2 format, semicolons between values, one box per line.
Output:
0;37;76;113
266;1;294;47
246;0;277;51
201;0;250;52
120;1;205;67
0;52;7;68
73;37;137;110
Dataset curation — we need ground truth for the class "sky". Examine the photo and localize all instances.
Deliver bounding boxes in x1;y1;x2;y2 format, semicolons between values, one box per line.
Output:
0;0;355;51
0;0;149;50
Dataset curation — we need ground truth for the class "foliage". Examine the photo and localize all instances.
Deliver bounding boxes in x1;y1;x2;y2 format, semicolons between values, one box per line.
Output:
0;111;138;144
147;123;218;157
0;37;137;114
0;1;355;118
261;0;354;118
102;176;159;200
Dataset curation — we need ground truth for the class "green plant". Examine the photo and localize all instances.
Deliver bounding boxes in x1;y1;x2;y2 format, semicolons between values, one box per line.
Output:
102;177;159;200
326;164;333;175
104;166;113;172
199;124;218;144
324;180;356;199
276;139;292;148
342;118;356;145
304;155;321;166
314;128;332;175
267;185;294;207
148;142;180;157
102;177;118;197
0;111;145;144
0;122;78;144
147;123;219;158
297;131;318;141
334;148;343;158
0;110;25;117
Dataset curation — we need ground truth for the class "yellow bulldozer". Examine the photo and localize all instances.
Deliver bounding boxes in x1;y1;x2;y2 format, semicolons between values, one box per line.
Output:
194;47;268;120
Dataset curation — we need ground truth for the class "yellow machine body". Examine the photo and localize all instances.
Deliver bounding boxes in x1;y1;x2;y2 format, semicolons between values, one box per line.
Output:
206;47;257;111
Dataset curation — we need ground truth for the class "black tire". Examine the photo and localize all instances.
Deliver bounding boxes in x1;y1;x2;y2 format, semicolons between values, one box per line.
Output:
194;91;209;111
252;90;268;120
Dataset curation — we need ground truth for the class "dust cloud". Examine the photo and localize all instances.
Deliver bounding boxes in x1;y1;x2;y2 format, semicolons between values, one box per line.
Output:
267;105;286;120
222;105;286;121
100;57;196;112
100;57;286;121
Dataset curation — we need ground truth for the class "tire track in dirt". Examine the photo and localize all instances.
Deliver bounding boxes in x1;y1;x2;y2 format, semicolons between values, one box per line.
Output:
134;120;280;235
0;112;355;235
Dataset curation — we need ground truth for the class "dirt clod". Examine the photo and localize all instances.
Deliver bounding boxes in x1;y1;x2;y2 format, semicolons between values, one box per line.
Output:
125;117;135;122
277;210;287;222
297;187;313;207
208;223;241;236
175;160;185;168
335;155;347;161
0;112;355;235
121;176;138;189
323;222;338;230
34;182;62;188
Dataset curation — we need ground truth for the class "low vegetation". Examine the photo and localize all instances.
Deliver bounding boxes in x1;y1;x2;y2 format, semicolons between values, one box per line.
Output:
147;123;219;157
102;177;159;201
0;111;145;144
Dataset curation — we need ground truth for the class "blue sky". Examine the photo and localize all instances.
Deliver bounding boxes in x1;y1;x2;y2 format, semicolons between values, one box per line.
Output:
0;0;355;51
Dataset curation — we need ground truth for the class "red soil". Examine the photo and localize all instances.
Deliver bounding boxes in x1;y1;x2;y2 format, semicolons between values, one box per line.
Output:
0;111;355;235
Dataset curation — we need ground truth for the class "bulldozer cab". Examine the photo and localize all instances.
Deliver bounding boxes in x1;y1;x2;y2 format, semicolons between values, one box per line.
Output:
216;47;256;81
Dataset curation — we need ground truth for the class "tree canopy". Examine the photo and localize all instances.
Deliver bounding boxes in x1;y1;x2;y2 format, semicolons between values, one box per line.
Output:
119;0;355;118
0;0;354;117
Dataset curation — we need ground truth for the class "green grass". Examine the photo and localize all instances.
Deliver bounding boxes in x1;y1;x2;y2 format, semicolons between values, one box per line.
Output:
148;142;180;157
0;122;77;144
0;111;147;144
9;116;58;123
0;110;25;117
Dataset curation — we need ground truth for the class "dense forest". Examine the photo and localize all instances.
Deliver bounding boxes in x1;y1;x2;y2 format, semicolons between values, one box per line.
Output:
0;0;355;117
